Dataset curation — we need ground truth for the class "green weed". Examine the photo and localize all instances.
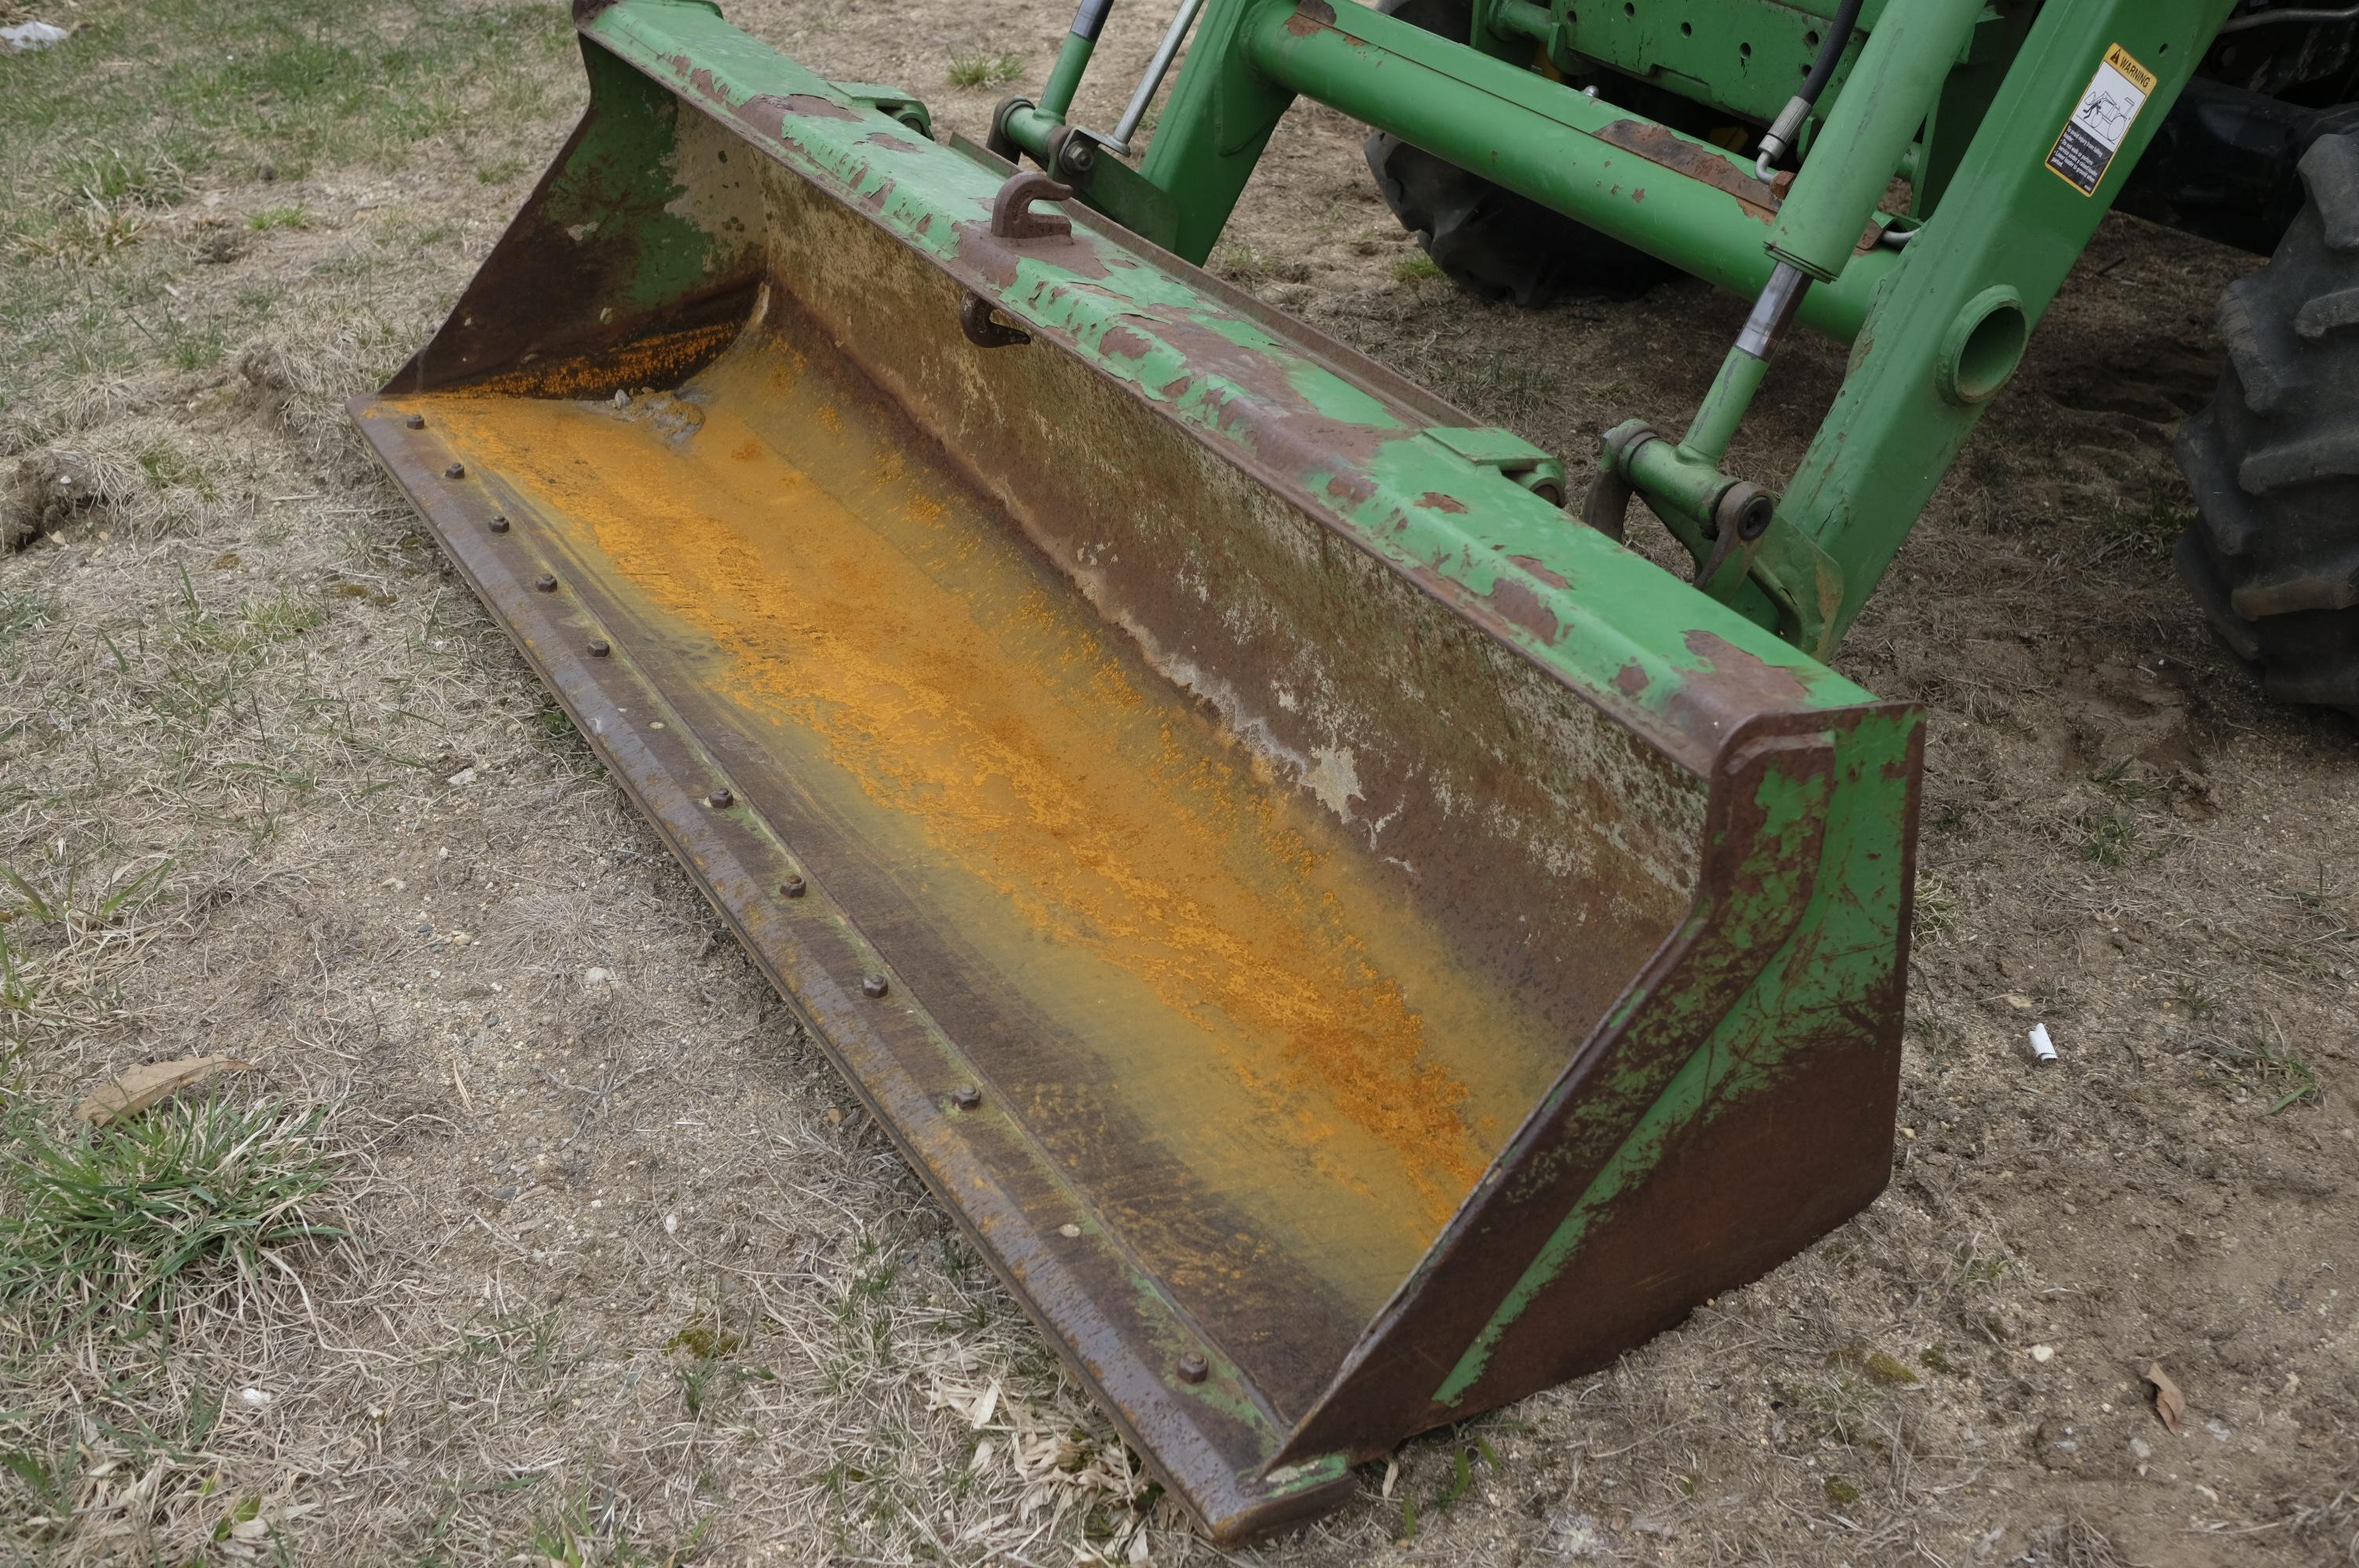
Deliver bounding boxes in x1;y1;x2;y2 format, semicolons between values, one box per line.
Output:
0;1095;344;1340
2076;806;2139;868
1390;253;1444;284
946;51;1024;88
245;205;309;230
2189;1030;2323;1113
0;587;60;649
1212;240;1269;281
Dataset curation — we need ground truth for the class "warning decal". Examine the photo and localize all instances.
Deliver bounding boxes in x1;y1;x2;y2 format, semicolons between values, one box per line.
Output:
2047;44;2157;196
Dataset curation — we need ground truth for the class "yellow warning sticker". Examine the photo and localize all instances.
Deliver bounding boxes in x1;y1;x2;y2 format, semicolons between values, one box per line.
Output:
2048;44;2157;196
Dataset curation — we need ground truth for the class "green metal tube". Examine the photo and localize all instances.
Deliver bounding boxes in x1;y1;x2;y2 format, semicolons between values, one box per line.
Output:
1765;0;1984;281
1488;0;1550;45
1240;0;1896;342
1039;28;1098;121
1038;0;1117;122
1681;350;1768;466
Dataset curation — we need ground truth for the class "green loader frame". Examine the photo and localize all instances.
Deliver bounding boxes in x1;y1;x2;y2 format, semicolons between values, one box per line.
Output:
988;0;2241;659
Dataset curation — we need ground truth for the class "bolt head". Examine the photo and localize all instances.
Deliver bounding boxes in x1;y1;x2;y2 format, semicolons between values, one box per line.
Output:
444;463;466;480
488;514;510;534
951;1086;981;1110
587;638;610;658
707;788;733;809
1176;1353;1209;1384
780;876;807;898
405;414;426;430
534;573;558;593
1062;139;1096;175
860;974;889;999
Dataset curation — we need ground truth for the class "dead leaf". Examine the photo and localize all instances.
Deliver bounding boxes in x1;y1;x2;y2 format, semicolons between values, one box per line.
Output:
2145;1360;2186;1434
75;1058;253;1127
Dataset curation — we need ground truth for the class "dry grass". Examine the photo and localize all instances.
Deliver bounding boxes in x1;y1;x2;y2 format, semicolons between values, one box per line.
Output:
2;0;2356;1563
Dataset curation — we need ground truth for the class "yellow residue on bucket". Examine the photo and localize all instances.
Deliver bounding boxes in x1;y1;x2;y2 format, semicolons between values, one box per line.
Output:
415;334;1537;1240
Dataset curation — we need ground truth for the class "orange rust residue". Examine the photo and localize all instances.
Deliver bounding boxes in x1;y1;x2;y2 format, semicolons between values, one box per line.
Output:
416;350;1498;1225
447;319;744;401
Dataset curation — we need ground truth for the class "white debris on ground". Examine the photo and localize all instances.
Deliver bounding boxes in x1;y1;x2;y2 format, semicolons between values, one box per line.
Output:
1;20;71;49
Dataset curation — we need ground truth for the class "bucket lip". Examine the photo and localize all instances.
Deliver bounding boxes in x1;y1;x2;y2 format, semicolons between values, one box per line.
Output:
567;0;1905;787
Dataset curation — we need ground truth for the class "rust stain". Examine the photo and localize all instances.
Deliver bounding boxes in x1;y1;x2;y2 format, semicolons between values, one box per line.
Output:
1100;323;1157;364
1289;0;1337;34
1506;554;1566;588
413;331;1512;1226
1592;119;1779;223
1484;577;1561;646
1416;492;1469;514
781;91;863;121
1612;660;1650;699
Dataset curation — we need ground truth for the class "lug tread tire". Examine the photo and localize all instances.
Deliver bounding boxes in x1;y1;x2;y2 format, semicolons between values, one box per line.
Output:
2178;130;2359;720
2299;134;2359;251
2219;278;2299;412
1362;0;1673;307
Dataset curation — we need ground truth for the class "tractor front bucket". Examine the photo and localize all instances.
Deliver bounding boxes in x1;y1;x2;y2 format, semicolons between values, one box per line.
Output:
352;0;1922;1540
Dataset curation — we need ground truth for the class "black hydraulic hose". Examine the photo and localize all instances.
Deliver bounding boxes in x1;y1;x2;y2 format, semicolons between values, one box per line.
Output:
1756;0;1866;177
1798;0;1866;109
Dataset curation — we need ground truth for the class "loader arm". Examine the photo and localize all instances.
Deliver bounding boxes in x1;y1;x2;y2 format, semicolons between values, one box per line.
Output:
998;0;2240;654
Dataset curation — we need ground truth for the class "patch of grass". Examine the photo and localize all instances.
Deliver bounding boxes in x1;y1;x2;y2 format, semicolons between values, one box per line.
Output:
7;201;150;264
1913;869;1958;941
946;50;1024;88
245;204;309;231
1212;240;1269;281
0;1094;344;1340
136;441;215;500
2172;978;2221;1021
2076;806;2139;868
59;144;189;209
1390;253;1444;284
2110;487;2190;560
242;593;327;643
475;155;529;184
0;0;572;383
0;586;60;650
2189;1029;2323;1112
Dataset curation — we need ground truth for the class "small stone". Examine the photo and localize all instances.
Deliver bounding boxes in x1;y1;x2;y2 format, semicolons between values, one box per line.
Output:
1058;1224;1081;1239
663;1213;679;1236
238;1387;272;1408
2030;1344;2056;1363
445;766;478;787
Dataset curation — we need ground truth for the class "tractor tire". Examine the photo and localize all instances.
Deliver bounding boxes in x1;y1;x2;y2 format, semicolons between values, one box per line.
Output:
1365;0;1672;307
2176;132;2359;717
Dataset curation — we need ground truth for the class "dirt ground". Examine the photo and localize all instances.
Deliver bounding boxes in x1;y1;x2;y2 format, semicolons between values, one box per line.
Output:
2;0;2355;1564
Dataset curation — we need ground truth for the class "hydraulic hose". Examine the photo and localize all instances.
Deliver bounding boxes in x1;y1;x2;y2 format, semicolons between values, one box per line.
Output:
1755;0;1866;179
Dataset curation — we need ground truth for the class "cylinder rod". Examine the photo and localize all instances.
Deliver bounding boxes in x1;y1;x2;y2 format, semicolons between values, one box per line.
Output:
1039;0;1116;122
1102;0;1209;154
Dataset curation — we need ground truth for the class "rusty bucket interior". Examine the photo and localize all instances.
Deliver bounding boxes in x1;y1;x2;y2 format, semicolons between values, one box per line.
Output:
352;2;1921;1540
